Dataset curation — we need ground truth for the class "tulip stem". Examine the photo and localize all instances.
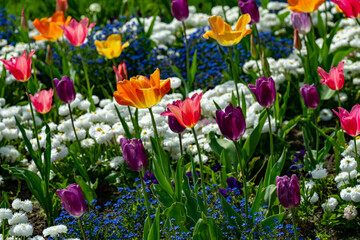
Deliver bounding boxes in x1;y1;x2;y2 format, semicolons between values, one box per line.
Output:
48;65;59;123
78;218;87;240
68;104;82;150
233;140;249;218
290;208;299;240
148;108;160;146
128;106;138;138
266;108;274;168
228;47;241;107
354;137;358;166
178;133;183;157
355;18;360;27
313;111;319;161
191;128;208;211
337;91;341;108
181;20;190;97
140;170;151;218
78;49;95;111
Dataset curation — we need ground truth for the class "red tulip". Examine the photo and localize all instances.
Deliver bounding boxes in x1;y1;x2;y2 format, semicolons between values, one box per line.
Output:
318;61;344;91
331;0;360;18
0;50;35;82
29;89;54;114
59;18;96;47
113;62;128;82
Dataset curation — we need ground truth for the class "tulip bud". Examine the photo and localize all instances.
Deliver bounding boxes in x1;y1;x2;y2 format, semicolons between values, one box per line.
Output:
238;0;260;24
248;76;276;108
291;12;311;35
260;49;271;77
250;34;258;59
21;8;29;31
120;138;148;172
56;184;87;218
113;62;128;82
294;29;302;51
45;44;53;65
216;103;246;141
53;76;76;104
56;0;68;15
300;84;319;109
276;174;301;209
171;0;189;21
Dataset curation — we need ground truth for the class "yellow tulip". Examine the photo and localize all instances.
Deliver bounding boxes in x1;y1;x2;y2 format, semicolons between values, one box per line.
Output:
287;0;325;12
94;34;129;59
203;14;252;46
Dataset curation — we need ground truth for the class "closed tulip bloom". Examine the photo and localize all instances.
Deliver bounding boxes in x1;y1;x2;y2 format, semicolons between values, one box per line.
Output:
54;76;76;104
161;92;203;128
21;8;29;31
113;62;128;82
287;0;325;12
56;0;68;14
291;12;311;35
33;11;71;41
238;0;260;24
120;138;148;172
171;0;189;21
331;0;360;18
248;76;276;108
300;84;319;109
59;18;96;47
333;104;360;137
167;101;186;133
276;174;301;209
216;103;246;141
29;89;54;114
56;184;87;218
203;14;252;46
318;61;345;91
0;50;35;82
95;34;129;59
114;68;170;109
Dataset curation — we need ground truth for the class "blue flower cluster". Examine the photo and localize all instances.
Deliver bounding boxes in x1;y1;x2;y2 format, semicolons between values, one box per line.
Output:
0;8;16;43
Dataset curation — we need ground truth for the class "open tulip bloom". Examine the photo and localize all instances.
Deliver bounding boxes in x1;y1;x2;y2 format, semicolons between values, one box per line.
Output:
318;61;345;91
0;50;35;82
95;34;129;60
33;11;71;41
59;18;96;47
29;89;54;114
287;0;325;13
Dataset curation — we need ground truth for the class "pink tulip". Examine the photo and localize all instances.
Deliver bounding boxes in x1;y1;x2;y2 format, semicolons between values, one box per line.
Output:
318;61;345;91
58;18;96;47
113;62;127;82
0;50;35;82
333;104;360;137
29;89;54;114
56;0;68;14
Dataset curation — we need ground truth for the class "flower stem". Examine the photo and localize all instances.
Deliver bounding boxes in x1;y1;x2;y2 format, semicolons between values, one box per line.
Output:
68;104;82;150
78;50;91;96
290;208;299;240
337;91;341;108
191;127;208;211
228;47;241;107
182;20;190;97
313;110;319;161
266;108;274;168
356;18;360;27
233;140;249;217
140;170;151;218
78;218;87;240
148;108;160;144
178;133;183;157
354;137;358;166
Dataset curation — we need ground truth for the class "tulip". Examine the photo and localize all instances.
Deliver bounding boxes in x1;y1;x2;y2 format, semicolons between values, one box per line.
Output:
46;44;53;65
331;0;360;18
29;89;54;114
21;8;29;31
56;0;68;14
54;76;76;104
59;18;96;47
161;92;203;128
293;29;302;50
0;50;35;82
171;0;189;21
95;34;129;59
120;138;148;172
287;0;325;12
300;84;320;109
33;11;71;41
56;183;87;218
166;101;186;134
113;62;128;82
276;174;301;209
203;14;252;46
291;12;311;35
248;76;276;108
216;103;246;141
238;0;260;24
333;105;360;137
114;68;171;109
318;61;345;91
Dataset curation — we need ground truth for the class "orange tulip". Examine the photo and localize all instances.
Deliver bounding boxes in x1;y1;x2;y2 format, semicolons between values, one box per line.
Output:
203;14;252;46
113;68;171;109
33;11;71;41
287;0;325;12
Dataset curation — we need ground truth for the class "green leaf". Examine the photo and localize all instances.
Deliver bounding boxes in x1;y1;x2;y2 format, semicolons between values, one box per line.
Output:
330;46;355;67
69;150;90;183
145;11;159;39
269;148;287;185
171;65;188;96
74;175;96;204
165;202;187;231
219;194;243;229
280;115;301;138
241;90;247;118
193;213;221;240
143;216;152;240
231;92;237;107
208;132;237;171
174;157;184;202
189;50;197;87
261;213;285;228
151;184;173;208
213;100;221;110
302;126;316;166
317;11;326;38
263;184;277;212
250;179;263;218
320;84;335;100
152;154;174;197
114;105;133;139
183;177;201;223
147;206;161;240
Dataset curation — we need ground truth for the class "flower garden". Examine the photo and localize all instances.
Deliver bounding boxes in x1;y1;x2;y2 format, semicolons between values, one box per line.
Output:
1;0;360;239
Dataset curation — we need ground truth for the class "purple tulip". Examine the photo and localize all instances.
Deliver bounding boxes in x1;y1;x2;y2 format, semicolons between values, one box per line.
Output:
56;184;87;218
226;177;243;191
291;12;311;35
276;174;301;209
53;76;76;104
300;84;319;109
171;0;189;21
216;103;246;141
167;101;186;133
120;138;148;172
248;76;276;108
238;0;260;24
218;188;228;198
